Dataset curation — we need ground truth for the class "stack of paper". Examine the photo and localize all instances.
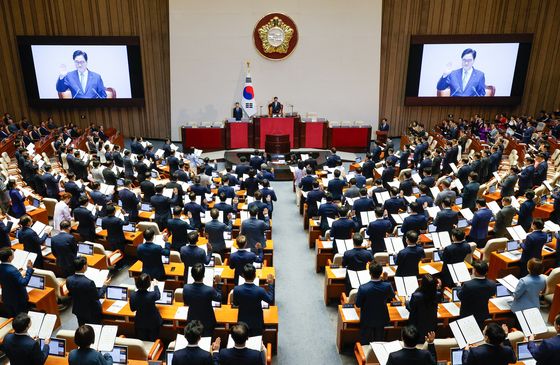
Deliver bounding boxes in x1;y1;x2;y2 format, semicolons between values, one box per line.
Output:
449;315;484;349
441;302;460;317
431;231;452;249
370;341;402;365
507;226;527;241
106;300;127;314
375;192;391;205
31;221;50;236
174;306;189;320
459;208;474;221
487;201;501;215
394;276;419;297
515;307;548;336
447;262;471;285
391;213;410;225
347;270;371;289
426;206;441;219
11;249;37;270
360;211;377;226
342;307;359;321
395;306;410;319
544;220;560;232
84;267;109;288
384;237;405;255
330;268;347;278
421;264;439;275
489;296;513;311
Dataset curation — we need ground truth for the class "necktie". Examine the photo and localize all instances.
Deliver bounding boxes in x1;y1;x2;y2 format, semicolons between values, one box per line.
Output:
462;71;468;91
80;73;86;92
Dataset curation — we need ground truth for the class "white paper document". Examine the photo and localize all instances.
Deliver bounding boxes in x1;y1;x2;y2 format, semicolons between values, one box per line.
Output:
394;276;419;297
227;335;262;351
441;302;460;317
88;324;118;352
449;315;484;349
106;300;127;314
335;239;354;254
384;237;405;255
342;307;359;321
174;306;189;320
27;311;57;339
370;341;402;365
497;274;519;293
489;296;513;311
421;264;439;275
360;211;377;226
459;208;474;221
447;262;471;285
84;267;109;288
375;192;391;205
515;307;548;336
431;231;452;249
507;225;527;241
347;270;371;289
395;306;410;319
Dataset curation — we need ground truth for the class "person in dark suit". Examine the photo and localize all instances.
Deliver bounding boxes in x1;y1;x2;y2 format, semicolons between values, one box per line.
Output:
462;172;481;210
205;208;233;257
232;102;243;121
51;220;78;278
8;180;26;218
441;229;472;287
399;170;415;196
130;137;146;155
458;260;497;328
0;312;50;365
0;212;14;248
436;48;486;96
139;173;156;202
102;161;118;187
101;205;128;253
66;256;111;325
268;96;283;116
467;199;494;248
456;158;473;186
167;206;195;251
520;219;548;276
229;235;264;284
298;168;316;192
118;179;140;222
211;322;265;365
68;325;114;365
395;231;425;277
72;150;88;181
325;147;341;168
317;194;339;234
172;320;215;365
406;275;441;341
416;184;434;216
518;189;536;232
386;326;436;365
123;150;135;179
233;264;274;336
305;182;325;218
327;169;347;201
331;207;359;241
240;205;270;250
381;160;396;190
462;323;515;365
0;248;34;316
342;233;374;271
493;196;517;237
400;202;428;237
355;261;395;344
129;273;163;341
137;228;170;281
180;231;213;282
434;198;459;232
183;264;223;337
413;138;429;165
73;195;97;241
366;208;393;254
399;145;411;171
64;172;84;210
247;191;272;220
88;184;110;217
183;192;206;229
534;153;548;187
56;50;107;98
352;189;375;226
499;167;519;198
421;168;436;188
167;150;180;176
212;193;237;224
527;313;560;365
517;157;535;196
383;187;407;216
151;184;173;230
18;215;49;269
41;164;62;199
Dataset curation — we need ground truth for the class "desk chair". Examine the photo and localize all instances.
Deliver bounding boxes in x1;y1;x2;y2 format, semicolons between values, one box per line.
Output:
478;237;507;262
332;254;343;267
544;267;560;305
535;326;557;340
398;169;412;182
465;242;477;264
506;330;527;357
534;185;547;201
0;317;13;342
373;252;389;265
433;338;458;362
86;241;124;269
550;172;560;186
42;197;57;219
341;289;358;305
33;268;70;310
137;221;161;236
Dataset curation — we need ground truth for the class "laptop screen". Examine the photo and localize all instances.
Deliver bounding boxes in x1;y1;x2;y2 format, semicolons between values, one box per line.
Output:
151;170;159;178
161;255;170;264
96;218;103;227
452;287;461;302
140;203;152;211
496;284;511;297
517;341;540;361
45;237;52;247
155;290;173;305
389;254;395;266
41;338;65;357
506;241;520;251
102;346;128;364
106;286;128;301
450;348;463;365
428;224;437;233
455;197;463;206
78;243;94;256
457;219;468;228
122;223;136;232
117;179;124;187
32;198;41;208
433;250;442;262
28;274;45;290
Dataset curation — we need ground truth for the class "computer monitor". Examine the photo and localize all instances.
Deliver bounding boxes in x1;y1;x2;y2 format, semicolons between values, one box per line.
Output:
32;198;41;208
389;254;395;266
495;284;511;297
450;348;463;365
45;237;52;247
517;341;541;361
166;350;174;364
428;224;437;233
455;196;463;206
102;346;128;364
41;338;65;357
140;203;152;212
122;223;136;232
155;290;173;305
78;243;94;256
457;219;468;228
27;274;45;290
433;250;442;262
151;170;159;178
488;185;496;193
117;179;124;187
96;218;103;227
106;286;128;301
452;287;461;302
161;159;167;166
506;241;520;251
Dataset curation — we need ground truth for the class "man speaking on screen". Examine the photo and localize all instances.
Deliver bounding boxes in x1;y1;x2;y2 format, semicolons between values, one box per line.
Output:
436;48;486;97
56;50;107;99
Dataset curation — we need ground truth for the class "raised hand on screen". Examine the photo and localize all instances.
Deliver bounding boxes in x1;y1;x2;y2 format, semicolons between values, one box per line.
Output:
59;64;68;79
442;62;453;77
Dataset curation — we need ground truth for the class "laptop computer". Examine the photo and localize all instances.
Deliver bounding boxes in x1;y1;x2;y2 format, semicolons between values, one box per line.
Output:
117;179;124;187
517;341;541;364
452;287;461;302
40;338;66;357
32;198;41;208
450;348;463;365
155;290;174;305
495;284;511;297
457;219;468;228
102;345;128;364
151;170;159;178
78;243;94;256
27;274;45;290
433;250;442;262
428;224;437;233
122;223;136;232
506;240;521;251
161;255;170;264
106;286;128;301
455;196;463;206
96;217;103;227
140;203;152;212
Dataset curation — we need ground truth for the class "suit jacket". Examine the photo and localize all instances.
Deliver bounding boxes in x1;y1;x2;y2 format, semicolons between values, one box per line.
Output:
434;208;459;232
233;283;274;335
119;188;140;221
399;179;414;196
518;165;535;191
0;263;33;315
457;165;473;186
441;241;472;286
0;220;14;248
167;156;180;175
72;158;88;181
66;273;106;323
205;219;232;253
229;249;264;284
64;181;83;209
172;346;214;365
462;342;515;365
381;166;396;188
137;241;170;280
462;182;480;210
353;198;375;225
366;219;393;253
101;215;127;249
73;206;97;240
469;208;494;240
180;244;212;281
182;282;222;335
298;175;315;192
215;347;263;365
0;333;49;365
102;167;118;186
9;189;26;218
140;179;156;202
510;274;546;312
435;189;456;206
51;232;78;274
89;190;111;217
407;290;440;339
383;196;407;215
183;201;206;228
387;344;437;365
327;178;346;201
521;230;547;264
528;335;560;365
437;68;486;96
123;157;134;177
493;205;517;237
56;69;107;98
305;189;325;217
68;348;113;365
500;175;518;198
19;226;47;268
151;194;172;227
356;280;394;327
534;162;548;186
331;218;358;241
458;277;497;326
240;217;270;250
518;200;536;231
326;154;342;168
129;287;162;329
41;173;61;198
232;106;243;120
343;248;374;271
401;214;428;235
167;217;194;251
395;245;425;277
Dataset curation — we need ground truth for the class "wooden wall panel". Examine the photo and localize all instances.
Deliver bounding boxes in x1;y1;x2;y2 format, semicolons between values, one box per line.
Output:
380;0;560;136
0;0;170;139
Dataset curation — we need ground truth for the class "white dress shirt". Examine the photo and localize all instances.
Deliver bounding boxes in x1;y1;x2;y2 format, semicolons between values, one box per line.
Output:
53;200;71;230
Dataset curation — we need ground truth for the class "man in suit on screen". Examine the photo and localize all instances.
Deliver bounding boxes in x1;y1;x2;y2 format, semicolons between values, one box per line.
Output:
56;50;107;99
436;48;486;97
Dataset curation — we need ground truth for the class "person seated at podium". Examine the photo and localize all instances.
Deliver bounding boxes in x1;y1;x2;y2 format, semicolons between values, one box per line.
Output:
233;102;243;121
268;97;283;117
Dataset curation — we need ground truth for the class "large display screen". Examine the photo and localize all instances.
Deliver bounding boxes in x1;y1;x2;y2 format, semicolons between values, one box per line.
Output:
405;34;532;106
17;36;144;107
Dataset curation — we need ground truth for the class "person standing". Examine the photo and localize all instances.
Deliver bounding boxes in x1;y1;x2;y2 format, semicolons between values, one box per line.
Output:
0;248;34;316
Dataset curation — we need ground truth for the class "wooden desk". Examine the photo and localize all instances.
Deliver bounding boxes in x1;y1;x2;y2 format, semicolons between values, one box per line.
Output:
548;283;560;323
487;247;556;280
28;287;60;327
534;204;553;219
95;229;144;256
47;357;148;364
11;243;107;270
315;240;334;273
308;218;321;248
27;206;49;225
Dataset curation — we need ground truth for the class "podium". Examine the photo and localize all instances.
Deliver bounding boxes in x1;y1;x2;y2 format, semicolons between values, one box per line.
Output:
181;126;225;151
254;117;301;149
225;121;253;149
